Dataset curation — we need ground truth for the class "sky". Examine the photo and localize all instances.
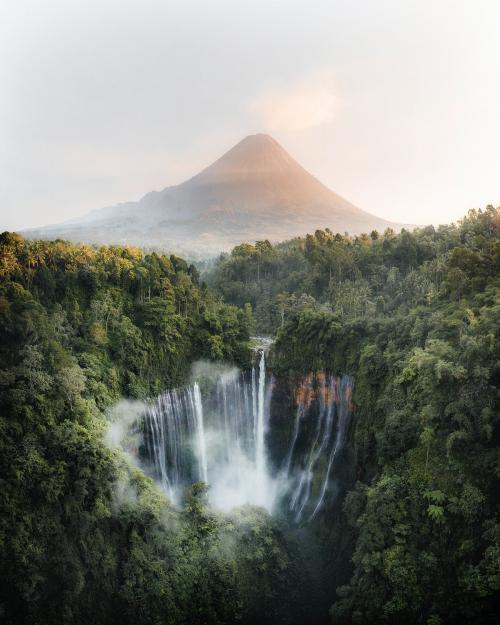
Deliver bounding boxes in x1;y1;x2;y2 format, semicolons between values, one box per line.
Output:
1;0;500;231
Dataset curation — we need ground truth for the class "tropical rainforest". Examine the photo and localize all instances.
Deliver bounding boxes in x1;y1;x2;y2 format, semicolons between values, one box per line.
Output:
1;205;499;625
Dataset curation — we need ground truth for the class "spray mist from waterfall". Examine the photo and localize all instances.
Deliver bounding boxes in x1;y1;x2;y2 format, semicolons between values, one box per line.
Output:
112;353;355;521
143;350;282;512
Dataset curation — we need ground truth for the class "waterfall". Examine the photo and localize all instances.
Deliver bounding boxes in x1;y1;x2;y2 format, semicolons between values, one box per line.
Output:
142;363;352;520
283;373;353;522
193;382;208;482
282;403;303;476
255;350;266;476
309;375;353;520
144;386;201;503
282;371;314;476
143;352;274;510
290;375;336;521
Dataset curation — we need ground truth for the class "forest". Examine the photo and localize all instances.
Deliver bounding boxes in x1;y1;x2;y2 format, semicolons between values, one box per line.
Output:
0;206;499;624
208;206;500;623
0;235;306;624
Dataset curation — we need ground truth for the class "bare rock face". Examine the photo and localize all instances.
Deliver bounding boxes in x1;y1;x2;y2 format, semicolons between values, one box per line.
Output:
23;134;403;254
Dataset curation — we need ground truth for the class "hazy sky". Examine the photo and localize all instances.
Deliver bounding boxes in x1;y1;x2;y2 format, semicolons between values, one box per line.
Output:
1;0;500;231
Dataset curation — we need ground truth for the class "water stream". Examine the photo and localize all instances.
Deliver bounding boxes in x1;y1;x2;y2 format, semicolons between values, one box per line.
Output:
142;352;353;520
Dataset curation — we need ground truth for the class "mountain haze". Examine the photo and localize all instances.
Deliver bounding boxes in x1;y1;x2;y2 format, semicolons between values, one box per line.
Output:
23;134;404;253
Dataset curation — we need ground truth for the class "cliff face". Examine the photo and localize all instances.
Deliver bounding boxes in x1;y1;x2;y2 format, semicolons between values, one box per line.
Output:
23;134;403;253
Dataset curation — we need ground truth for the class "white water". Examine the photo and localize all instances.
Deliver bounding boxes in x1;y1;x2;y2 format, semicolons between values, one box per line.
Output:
309;375;352;520
285;373;353;522
282;402;304;476
255;350;266;477
144;351;278;511
142;359;352;521
290;375;336;521
193;382;208;483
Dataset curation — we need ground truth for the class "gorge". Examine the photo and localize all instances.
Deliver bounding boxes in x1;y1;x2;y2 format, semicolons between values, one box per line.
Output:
1;207;498;625
139;349;354;523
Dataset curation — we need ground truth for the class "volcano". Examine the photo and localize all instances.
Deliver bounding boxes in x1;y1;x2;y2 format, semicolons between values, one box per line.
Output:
23;134;404;253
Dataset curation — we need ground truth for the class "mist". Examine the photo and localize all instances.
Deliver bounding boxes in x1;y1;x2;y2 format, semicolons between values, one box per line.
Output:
103;357;286;514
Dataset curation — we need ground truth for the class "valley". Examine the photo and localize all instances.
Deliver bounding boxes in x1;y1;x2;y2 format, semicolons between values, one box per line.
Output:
1;206;498;624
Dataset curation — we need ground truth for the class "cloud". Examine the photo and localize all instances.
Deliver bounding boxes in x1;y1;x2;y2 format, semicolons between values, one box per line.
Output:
249;70;337;132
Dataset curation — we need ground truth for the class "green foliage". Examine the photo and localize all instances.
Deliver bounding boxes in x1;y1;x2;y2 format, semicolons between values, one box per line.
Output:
264;207;500;624
0;237;252;398
207;206;499;335
1;206;499;624
0;237;306;625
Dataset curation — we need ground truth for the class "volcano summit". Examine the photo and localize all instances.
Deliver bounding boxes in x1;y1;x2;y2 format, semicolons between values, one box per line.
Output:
24;134;403;253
